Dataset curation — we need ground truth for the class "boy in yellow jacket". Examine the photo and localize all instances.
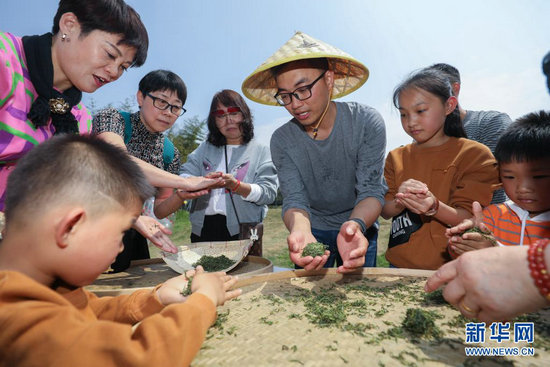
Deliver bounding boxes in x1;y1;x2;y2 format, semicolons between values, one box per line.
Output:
0;135;240;367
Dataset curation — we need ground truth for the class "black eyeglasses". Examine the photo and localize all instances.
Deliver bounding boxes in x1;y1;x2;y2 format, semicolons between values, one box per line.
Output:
274;71;327;106
146;93;186;116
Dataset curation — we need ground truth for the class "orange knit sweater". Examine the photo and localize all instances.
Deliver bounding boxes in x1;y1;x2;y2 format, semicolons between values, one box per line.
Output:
384;137;500;269
0;271;216;367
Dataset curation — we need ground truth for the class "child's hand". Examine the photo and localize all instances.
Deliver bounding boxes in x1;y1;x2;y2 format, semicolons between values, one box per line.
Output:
397;179;429;195
157;267;241;306
395;179;436;214
395;190;436;215
446;201;496;256
156;269;197;305
445;201;485;238
448;230;497;256
190;266;241;306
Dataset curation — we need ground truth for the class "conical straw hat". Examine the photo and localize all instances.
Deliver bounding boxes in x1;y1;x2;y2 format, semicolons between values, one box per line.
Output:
242;31;369;106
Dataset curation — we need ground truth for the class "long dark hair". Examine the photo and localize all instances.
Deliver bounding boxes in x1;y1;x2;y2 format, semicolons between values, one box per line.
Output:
207;89;254;147
393;69;465;138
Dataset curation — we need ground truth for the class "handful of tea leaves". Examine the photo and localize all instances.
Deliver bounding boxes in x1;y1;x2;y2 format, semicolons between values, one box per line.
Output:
193;255;236;272
302;242;328;258
463;227;497;245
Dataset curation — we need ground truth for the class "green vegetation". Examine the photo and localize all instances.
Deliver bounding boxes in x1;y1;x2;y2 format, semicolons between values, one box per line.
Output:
180;275;193;296
422;288;447;305
402;308;442;339
301;242;328;257
463;226;497;245
193;255;235;272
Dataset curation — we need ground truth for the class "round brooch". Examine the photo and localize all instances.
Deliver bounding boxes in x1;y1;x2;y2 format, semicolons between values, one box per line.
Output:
49;97;70;114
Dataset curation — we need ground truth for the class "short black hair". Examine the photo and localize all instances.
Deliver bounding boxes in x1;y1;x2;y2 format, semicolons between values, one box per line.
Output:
393;68;465;139
207;89;254;147
5;135;154;224
138;70;187;105
52;0;149;67
427;63;461;85
494;110;550;163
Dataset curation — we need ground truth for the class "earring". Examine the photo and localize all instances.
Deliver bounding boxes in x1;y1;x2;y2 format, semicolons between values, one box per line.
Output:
61;33;69;42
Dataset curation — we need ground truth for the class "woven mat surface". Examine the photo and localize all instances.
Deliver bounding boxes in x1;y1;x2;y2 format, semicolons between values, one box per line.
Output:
193;272;550;367
86;257;271;293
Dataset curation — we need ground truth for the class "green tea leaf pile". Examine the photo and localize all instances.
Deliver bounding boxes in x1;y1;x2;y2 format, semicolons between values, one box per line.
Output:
193;255;235;272
463;227;497;245
301;242;327;257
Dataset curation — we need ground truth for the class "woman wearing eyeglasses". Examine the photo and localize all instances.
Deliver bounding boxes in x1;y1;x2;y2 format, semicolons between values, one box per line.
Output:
155;89;278;246
93;69;216;271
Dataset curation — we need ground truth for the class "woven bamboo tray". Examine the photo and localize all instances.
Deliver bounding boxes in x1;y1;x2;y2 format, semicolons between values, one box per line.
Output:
86;256;272;296
192;268;549;367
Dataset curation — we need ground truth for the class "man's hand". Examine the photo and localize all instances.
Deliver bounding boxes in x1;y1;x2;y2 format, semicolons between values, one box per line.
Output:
287;230;329;270
336;221;367;273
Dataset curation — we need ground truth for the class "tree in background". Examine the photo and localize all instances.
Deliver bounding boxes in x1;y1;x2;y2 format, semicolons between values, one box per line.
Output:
117;96;137;113
87;96;135;116
167;115;206;162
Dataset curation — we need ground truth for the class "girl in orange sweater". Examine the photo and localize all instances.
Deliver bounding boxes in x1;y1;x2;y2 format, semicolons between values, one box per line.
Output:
382;69;500;269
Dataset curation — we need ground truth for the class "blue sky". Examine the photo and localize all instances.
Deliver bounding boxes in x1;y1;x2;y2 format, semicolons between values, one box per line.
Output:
2;0;549;153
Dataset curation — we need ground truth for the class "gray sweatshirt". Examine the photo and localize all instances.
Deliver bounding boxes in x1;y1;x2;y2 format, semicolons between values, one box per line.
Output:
181;139;278;236
270;102;387;230
463;110;512;204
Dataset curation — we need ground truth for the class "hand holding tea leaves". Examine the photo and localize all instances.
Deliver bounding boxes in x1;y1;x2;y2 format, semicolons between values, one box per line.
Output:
157;266;241;306
288;230;328;270
336;221;367;273
446;201;496;256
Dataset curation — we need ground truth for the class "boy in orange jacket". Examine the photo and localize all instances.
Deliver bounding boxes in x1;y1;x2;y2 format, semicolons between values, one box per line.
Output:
0;135;241;367
447;110;550;255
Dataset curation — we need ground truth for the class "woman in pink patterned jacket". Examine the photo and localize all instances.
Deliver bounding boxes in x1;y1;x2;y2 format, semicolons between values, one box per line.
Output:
0;0;148;211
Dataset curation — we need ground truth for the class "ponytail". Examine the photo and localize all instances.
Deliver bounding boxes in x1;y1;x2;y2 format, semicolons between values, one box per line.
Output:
444;107;466;138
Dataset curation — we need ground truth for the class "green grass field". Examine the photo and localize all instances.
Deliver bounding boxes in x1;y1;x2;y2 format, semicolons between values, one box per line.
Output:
149;207;391;268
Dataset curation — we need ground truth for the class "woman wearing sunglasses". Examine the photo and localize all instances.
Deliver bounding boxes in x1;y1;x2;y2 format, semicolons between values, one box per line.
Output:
155;89;278;245
93;69;216;271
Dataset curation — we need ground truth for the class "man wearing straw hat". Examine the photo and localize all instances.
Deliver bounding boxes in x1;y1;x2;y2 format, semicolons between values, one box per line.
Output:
242;32;387;273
